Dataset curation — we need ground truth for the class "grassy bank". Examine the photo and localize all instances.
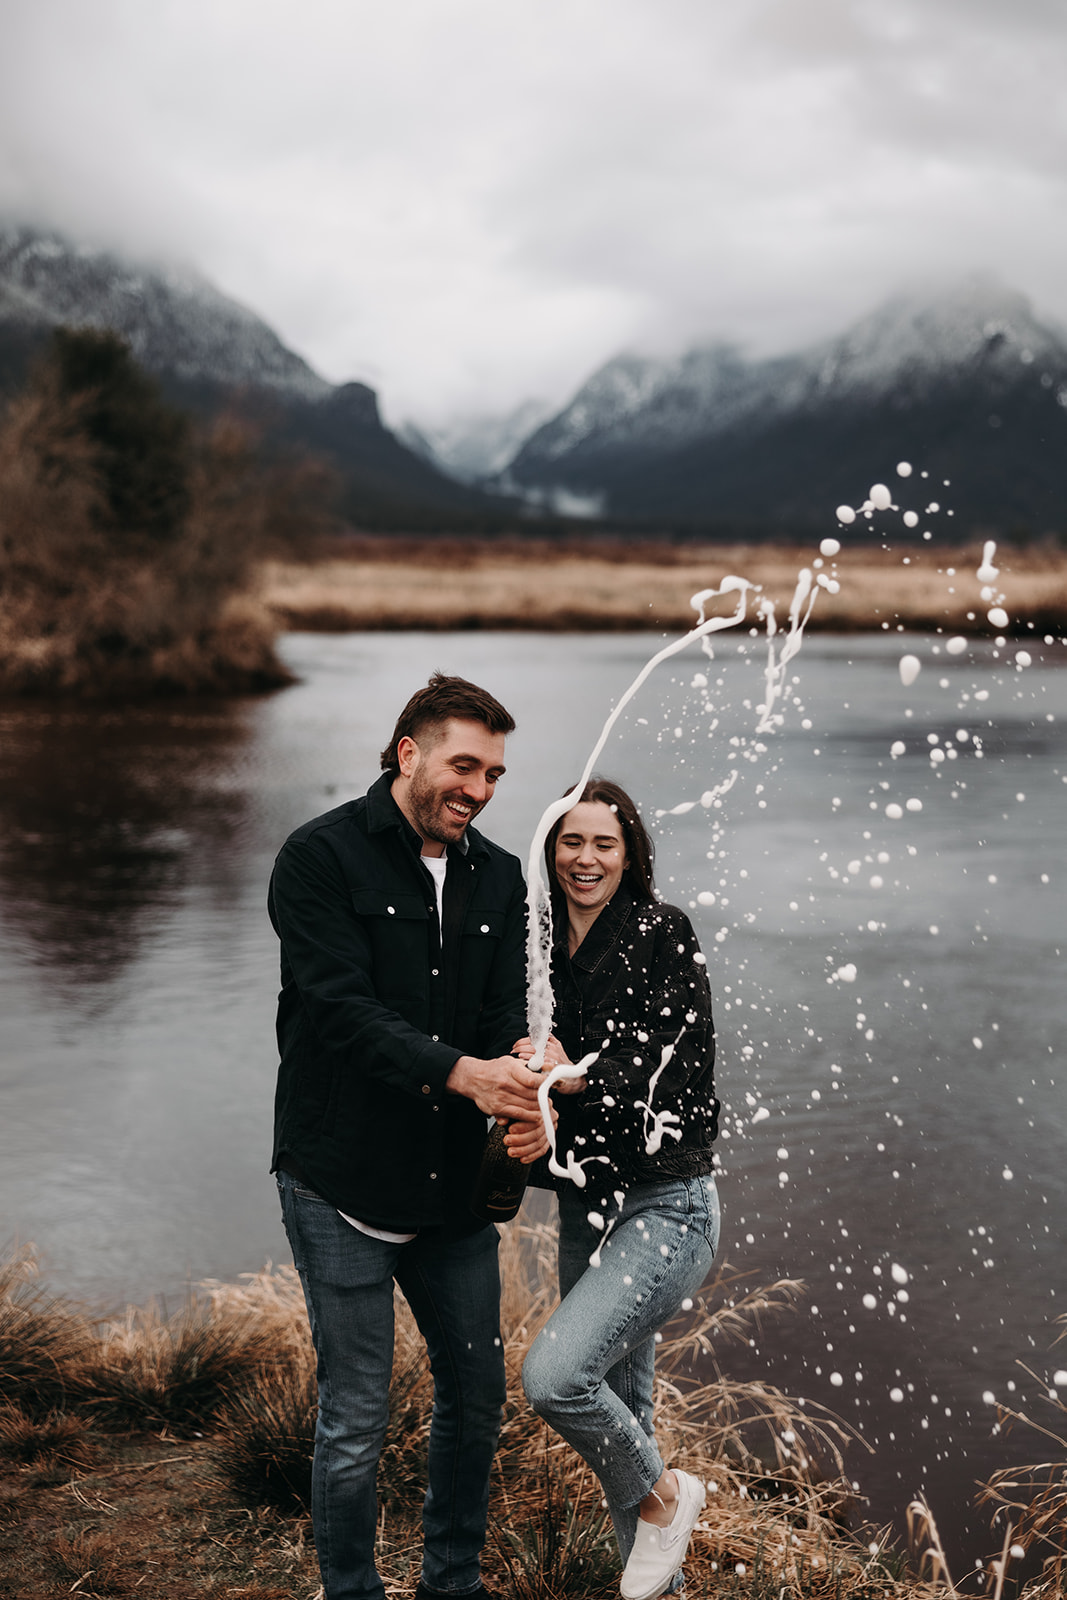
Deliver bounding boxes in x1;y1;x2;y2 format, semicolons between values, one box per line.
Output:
258;538;1067;637
2;1236;1063;1600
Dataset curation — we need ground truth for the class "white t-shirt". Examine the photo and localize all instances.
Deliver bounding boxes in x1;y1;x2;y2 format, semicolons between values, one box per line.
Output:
422;850;447;924
339;849;448;1244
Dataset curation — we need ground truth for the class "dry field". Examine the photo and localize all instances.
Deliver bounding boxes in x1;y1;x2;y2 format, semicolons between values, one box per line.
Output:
259;539;1067;638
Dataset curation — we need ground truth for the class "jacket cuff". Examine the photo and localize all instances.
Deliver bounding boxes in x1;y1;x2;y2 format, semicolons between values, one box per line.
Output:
409;1037;464;1098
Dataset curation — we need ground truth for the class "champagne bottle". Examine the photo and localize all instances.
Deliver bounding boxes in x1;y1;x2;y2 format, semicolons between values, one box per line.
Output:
470;1119;530;1222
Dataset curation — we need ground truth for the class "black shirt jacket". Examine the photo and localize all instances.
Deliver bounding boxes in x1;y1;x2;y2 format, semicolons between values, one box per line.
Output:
268;773;527;1230
540;881;719;1205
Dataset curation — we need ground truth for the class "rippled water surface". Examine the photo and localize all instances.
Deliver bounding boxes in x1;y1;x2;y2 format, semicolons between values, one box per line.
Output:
1;628;1064;1569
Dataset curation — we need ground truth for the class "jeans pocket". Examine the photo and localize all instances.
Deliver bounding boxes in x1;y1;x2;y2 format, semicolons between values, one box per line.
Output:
698;1176;721;1256
293;1183;328;1202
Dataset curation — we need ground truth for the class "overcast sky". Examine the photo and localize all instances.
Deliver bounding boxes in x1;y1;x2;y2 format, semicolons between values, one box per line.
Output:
2;0;1066;426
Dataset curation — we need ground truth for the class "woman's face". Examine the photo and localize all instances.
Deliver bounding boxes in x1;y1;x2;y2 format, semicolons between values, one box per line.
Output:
554;800;629;920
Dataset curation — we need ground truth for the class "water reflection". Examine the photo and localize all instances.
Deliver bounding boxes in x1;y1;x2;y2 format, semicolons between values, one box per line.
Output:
0;630;1063;1576
0;699;255;986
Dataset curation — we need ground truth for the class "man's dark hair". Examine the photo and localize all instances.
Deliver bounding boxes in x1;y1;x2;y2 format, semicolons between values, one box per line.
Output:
545;776;657;919
380;672;516;773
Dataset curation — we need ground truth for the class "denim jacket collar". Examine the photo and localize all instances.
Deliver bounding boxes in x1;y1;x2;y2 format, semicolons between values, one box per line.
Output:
560;879;645;976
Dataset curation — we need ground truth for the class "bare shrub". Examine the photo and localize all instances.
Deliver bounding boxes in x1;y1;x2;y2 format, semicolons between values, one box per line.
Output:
211;1362;318;1514
0;1403;96;1473
50;1524;132;1595
0;330;334;695
0;1244;93;1414
76;1298;279;1435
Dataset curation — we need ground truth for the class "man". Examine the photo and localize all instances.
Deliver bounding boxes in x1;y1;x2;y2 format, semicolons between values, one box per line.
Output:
269;672;543;1600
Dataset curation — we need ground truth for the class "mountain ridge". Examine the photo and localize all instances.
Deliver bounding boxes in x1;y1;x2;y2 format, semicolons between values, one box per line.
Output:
0;223;497;524
503;277;1067;534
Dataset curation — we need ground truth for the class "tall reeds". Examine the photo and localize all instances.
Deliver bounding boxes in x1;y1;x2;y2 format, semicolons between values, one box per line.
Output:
5;1233;1063;1595
199;1227;900;1596
977;1320;1067;1597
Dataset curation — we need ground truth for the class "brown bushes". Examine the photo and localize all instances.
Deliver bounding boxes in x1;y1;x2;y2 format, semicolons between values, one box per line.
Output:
0;329;330;696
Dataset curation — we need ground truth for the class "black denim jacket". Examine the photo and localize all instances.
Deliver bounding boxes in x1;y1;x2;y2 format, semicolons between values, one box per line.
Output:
268;773;526;1230
545;882;718;1201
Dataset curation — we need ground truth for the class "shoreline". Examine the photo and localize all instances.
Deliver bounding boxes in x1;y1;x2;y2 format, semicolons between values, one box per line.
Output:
258;539;1067;637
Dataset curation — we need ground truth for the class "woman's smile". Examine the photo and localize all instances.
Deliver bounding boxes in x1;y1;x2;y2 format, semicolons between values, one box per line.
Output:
554;800;628;920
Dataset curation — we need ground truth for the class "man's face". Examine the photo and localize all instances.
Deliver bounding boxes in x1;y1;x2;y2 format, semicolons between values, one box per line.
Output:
393;718;507;853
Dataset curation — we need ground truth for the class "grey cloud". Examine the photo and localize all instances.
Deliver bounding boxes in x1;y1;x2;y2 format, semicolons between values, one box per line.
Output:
1;0;1065;420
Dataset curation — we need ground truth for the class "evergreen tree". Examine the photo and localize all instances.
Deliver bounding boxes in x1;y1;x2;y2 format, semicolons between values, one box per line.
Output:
48;327;192;543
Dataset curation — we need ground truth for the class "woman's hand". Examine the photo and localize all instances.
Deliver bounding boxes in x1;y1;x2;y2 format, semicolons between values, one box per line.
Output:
512;1035;587;1095
512;1032;570;1067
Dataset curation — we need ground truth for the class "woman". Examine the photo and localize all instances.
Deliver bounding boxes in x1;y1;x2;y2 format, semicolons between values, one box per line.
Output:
514;778;720;1600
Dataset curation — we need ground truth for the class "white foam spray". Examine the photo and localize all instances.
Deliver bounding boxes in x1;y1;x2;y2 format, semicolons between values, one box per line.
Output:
527;566;825;1173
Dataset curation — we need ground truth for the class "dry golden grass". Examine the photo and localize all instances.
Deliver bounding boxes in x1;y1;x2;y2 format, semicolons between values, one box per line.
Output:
975;1322;1067;1599
259;538;1067;637
4;1234;1064;1596
0;1245;95;1414
202;1226;904;1598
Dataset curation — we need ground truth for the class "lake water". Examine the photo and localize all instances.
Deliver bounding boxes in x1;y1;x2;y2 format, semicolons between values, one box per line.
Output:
1;625;1064;1576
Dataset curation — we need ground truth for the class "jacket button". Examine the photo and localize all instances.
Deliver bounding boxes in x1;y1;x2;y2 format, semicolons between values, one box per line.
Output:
422;1084;431;1094
431;1034;439;1041
430;1172;438;1180
431;968;439;977
387;905;395;914
480;924;490;933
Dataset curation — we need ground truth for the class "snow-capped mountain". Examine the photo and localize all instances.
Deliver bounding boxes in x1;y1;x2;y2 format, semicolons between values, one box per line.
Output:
505;278;1067;532
399;398;555;484
0;225;331;400
0;223;491;520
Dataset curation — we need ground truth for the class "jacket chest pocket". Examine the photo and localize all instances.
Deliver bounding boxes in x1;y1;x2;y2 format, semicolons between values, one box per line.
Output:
351;889;430;923
462;908;506;942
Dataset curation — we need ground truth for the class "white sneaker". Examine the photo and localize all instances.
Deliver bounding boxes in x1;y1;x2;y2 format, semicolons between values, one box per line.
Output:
620;1469;705;1600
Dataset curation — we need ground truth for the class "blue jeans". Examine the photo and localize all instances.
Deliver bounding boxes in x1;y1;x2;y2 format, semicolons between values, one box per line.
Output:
278;1170;506;1600
522;1175;719;1569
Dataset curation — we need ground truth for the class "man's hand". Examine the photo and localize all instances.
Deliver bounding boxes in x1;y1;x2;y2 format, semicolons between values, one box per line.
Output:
446;1054;543;1123
503;1117;551;1164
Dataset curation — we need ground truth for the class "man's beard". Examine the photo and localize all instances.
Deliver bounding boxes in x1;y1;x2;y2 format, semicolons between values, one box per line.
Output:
407;767;479;846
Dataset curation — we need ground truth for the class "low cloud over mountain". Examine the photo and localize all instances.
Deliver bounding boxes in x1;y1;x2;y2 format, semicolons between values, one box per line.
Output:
0;225;495;526
501;279;1067;537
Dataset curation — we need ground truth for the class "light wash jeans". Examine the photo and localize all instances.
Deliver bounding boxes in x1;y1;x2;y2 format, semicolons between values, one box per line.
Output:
522;1174;720;1571
278;1169;506;1600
